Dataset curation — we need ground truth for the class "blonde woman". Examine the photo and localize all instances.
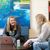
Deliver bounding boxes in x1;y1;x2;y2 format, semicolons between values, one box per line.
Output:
36;14;47;35
23;14;49;50
3;16;21;47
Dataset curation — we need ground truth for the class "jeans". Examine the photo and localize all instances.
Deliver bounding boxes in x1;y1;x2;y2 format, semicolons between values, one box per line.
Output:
33;42;49;50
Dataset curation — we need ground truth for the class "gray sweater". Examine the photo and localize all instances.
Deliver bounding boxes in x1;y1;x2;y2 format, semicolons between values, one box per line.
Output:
31;23;50;42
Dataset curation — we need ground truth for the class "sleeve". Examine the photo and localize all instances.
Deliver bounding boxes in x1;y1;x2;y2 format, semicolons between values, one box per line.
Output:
23;23;50;46
3;28;7;36
31;23;49;42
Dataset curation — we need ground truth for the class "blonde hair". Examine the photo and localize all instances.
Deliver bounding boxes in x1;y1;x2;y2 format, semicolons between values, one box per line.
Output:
36;14;47;23
6;16;16;32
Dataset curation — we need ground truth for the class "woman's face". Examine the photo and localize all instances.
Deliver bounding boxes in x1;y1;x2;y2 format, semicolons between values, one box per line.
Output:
36;16;43;25
9;17;16;26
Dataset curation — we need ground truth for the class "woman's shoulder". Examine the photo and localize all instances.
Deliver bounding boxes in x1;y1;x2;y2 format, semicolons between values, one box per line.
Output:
42;22;50;28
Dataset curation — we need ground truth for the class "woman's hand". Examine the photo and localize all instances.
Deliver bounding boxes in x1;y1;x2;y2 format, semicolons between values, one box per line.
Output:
23;39;32;49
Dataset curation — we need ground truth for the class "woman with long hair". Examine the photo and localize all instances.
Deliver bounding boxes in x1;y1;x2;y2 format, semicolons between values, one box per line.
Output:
23;14;50;50
3;16;21;47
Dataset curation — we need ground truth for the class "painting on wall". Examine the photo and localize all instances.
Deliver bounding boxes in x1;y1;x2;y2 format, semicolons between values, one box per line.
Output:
0;0;30;28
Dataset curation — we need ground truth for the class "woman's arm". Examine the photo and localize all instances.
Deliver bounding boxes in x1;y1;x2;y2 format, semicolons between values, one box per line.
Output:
30;23;49;42
3;28;7;36
34;23;49;42
23;23;49;48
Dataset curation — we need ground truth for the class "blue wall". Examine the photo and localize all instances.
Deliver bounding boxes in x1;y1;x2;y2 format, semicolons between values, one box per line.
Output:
0;0;30;28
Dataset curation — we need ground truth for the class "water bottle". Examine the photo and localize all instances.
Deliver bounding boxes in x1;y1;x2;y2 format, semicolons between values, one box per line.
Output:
17;39;20;49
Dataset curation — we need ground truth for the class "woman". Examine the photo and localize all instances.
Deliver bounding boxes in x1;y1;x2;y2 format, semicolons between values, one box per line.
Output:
36;14;46;35
3;16;21;47
23;14;50;50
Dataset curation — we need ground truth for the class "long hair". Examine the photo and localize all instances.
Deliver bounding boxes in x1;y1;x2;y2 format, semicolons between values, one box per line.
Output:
6;16;16;32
